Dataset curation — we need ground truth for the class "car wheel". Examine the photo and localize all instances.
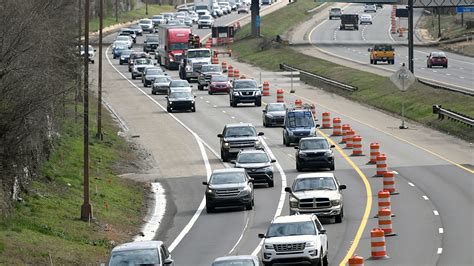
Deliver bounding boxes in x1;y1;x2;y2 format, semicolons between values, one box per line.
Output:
144;83;148;87
167;106;172;113
151;90;156;95
221;149;229;162
232;101;237;107
206;204;214;213
131;74;136;80
323;253;329;266
296;161;303;172
370;59;373;64
191;105;196;112
335;207;343;223
246;202;253;210
373;60;377;65
208;90;212;95
198;85;203;90
255;100;262;107
268;179;274;187
330;163;335;171
444;64;448;68
263;119;267;127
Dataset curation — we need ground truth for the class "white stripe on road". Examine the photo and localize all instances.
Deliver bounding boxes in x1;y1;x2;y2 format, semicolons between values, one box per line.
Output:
437;248;443;254
433;210;439;216
422;195;429;200
133;183;166;241
439;228;444;234
408;182;415;187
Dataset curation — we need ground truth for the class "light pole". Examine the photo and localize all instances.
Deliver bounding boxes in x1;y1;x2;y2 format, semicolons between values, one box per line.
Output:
145;0;148;16
97;0;103;140
115;0;118;22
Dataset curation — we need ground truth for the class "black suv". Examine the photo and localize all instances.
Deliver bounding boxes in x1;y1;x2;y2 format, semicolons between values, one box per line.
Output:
143;35;160;54
229;79;262;107
217;123;264;162
295;137;335;171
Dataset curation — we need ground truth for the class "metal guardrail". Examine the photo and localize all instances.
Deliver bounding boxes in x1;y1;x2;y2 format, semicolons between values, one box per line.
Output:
279;63;358;92
418;79;474;97
432;105;474;127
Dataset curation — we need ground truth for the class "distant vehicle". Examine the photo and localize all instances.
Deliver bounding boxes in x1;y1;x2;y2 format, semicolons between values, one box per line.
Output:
142;67;166;87
128;51;150;72
198;14;214;29
118;49;133;65
144;35;160;54
151;15;166;26
237;4;249;14
218;123;264;162
202;168;255;213
131;58;154;79
129;24;143;35
233;149;276;187
196;9;211;18
151;75;172;95
360;14;373;24
179;48;213;81
177;6;190;13
161;12;174;23
229;79;262;107
228;0;239;11
282;108;318;146
118;28;137;43
211;4;223;17
218;2;231;14
427;51;448;68
112;41;129;59
79;45;95;64
197;64;223;90
364;4;377;13
295;137;335;171
169;79;193;94
107;240;174;266
166;90;196;112
212;255;261;266
262;103;286;127
115;35;133;48
262;0;273;5
286;172;346;222
368;44;395;64
156;24;191;70
208;75;231;94
139;18;155;33
188;11;199;23
329;7;342;20
258;214;328;266
340;14;358;30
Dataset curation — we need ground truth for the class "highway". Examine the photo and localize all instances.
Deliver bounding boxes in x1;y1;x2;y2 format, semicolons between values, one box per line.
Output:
93;3;474;266
308;4;474;92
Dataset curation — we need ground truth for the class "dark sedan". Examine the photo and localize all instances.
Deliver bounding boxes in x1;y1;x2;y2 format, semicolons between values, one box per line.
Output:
118;49;133;65
166;91;196;112
262;103;286;127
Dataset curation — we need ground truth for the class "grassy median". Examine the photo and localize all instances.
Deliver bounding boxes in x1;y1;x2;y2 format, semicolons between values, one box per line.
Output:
232;0;474;141
0;97;146;264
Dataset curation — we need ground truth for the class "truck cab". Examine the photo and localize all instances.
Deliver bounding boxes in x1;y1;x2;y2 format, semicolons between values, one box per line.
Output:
179;48;212;81
340;14;359;30
157;25;191;70
369;44;395;65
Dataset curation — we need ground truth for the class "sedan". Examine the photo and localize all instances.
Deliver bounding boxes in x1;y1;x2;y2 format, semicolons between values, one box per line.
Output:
112;41;129;59
208;75;231;95
151;76;172;95
427;51;448;68
142;67;166;87
237;4;250;14
166;90;196;112
212;255;261;266
364;4;377;12
198;15;214;29
118;49;133;65
295;137;335;171
169;79;192;94
262;103;286;127
129;24;143;36
360;14;373;24
115;35;133;48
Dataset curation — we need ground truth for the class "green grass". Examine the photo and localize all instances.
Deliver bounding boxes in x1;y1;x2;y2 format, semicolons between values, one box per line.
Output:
89;4;175;32
232;0;474;141
0;97;145;264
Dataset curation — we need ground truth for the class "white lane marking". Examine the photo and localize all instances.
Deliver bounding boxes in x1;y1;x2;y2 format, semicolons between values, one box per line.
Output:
228;214;250;255
200;97;204;99
437;248;443;254
222;110;226;113
106;46;213;251
263;136;267;139
133;183;166;241
433;210;439;216
214;105;217;108
231;116;236;119
460;77;465;79
251;138;288;256
446;73;451;76
439;228;444;234
408;182;415;187
423;195;429;200
206;100;210;103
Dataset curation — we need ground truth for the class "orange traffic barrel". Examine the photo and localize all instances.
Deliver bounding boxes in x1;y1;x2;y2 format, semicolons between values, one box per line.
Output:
295;99;303;108
234;69;240;79
212;56;219;64
262;81;270;96
348;255;364;266
378;208;396;236
352;135;363;156
378;190;391;212
345;130;355;149
322;112;331;128
332;117;342;136
228;65;234;78
221;61;227;72
369;143;380;164
340;124;351;144
383;171;398;195
276;89;284;103
375;154;388;177
370;228;389;259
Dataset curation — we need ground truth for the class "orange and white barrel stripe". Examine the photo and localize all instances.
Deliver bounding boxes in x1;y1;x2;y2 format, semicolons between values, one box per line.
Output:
352;135;363;155
348;255;364;266
212;56;219;64
378;190;391;211
262;81;270;96
228;65;234;78
383;171;397;194
221;61;227;72
378;208;395;236
240;75;246;79
341;124;351;144
376;154;388;176
233;69;240;79
322;112;331;128
369;142;380;164
370;228;389;259
295;99;303;108
345;130;355;149
276;89;284;103
332;117;342;136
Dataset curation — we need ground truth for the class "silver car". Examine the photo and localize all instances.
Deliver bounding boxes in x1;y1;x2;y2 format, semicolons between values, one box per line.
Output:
262;103;286;127
107;241;173;266
212;255;261;266
233;149;276;187
198;15;214;29
152;76;172;95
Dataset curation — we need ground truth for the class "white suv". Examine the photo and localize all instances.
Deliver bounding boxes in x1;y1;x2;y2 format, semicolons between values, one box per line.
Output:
258;214;328;266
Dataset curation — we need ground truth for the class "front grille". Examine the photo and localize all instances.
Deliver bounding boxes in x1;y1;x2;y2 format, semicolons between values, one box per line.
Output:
137;67;145;72
215;188;240;197
306;152;326;157
299;198;331;209
174;55;182;62
241;91;254;96
295;132;309;136
193;63;205;71
274;243;306;252
229;141;255;149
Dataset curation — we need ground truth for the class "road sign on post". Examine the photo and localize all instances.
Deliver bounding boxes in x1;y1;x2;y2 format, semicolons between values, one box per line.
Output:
390;63;415;129
456;6;474;13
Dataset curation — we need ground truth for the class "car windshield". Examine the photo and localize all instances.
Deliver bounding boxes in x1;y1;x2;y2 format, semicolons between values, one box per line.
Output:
154;77;170;83
135;58;152;65
130;24;141;29
374;45;394;51
80;45;94;51
267;221;316;237
202;65;222;72
170;80;189;87
109;248;160;265
268;104;285;112
121;50;133;56
300;139;328;150
170;91;193;99
169;42;188;50
210;172;246;185
212;259;255;266
147;69;162;75
140;19;151;24
287;113;314;128
188;50;211;58
146;37;159;42
238;153;269;164
432;52;446;58
116;36;129;41
224;126;256;137
211;75;228;82
201;15;212;20
294;177;337;192
152;15;163;19
234;81;257;89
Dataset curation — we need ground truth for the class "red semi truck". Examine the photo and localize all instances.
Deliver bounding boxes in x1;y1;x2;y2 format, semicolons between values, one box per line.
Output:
156;24;192;70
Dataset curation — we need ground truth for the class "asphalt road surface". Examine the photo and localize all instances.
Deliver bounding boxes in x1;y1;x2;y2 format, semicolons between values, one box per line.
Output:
93;3;474;266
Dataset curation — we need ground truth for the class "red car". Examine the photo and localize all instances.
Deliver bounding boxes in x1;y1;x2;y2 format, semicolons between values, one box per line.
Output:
208;75;231;95
427;52;448;68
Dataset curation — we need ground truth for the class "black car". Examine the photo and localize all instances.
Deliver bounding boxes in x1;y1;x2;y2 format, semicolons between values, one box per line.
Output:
203;168;255;213
118;49;133;65
218;123;264;162
295;137;335;171
229;79;262;107
233;149;276;187
262;103;286;127
166;90;196;113
144;35;160;54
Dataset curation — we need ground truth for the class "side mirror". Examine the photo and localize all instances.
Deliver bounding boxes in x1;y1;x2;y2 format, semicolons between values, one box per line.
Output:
258;233;265;238
164;258;174;265
249;178;255;183
165;96;168;99
230;160;236;164
330;145;335;148
426;55;429;58
94;49;97;52
284;187;292;193
262;110;267;113
271;159;276;163
320;229;327;234
202;181;208;185
217;133;223;138
194;95;197;98
258;84;263;89
316;124;320;128
258;132;264;136
339;184;347;190
294;146;299;150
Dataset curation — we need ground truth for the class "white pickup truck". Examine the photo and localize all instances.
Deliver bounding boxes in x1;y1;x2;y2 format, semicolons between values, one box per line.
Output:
259;214;328;266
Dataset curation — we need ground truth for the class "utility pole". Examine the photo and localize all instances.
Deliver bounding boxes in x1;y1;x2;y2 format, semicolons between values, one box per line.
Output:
97;0;103;140
76;0;82;123
146;0;148;16
437;9;441;38
81;0;93;222
115;0;118;22
251;0;260;37
408;0;414;74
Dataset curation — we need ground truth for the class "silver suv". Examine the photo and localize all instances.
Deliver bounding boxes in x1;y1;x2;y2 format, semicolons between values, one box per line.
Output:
107;240;173;266
218;123;264;162
259;214;328;266
285;173;346;223
232;149;276;187
329;7;342;20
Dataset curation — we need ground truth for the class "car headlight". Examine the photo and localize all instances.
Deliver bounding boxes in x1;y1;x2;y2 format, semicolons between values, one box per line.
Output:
299;152;307;158
264;244;274;249
324;151;333;157
255;90;261;95
306;241;317;248
262;166;273;172
255;139;262;147
120;57;125;60
186;65;192;71
169;101;173;105
289;198;299;208
207;188;214;193
331;199;341;205
191;100;195;104
265;113;273;118
223;142;229;147
233;92;239;96
239;185;251;195
288;130;294;136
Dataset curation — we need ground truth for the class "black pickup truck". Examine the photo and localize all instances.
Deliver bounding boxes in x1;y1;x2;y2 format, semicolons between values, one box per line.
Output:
143;35;160;54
